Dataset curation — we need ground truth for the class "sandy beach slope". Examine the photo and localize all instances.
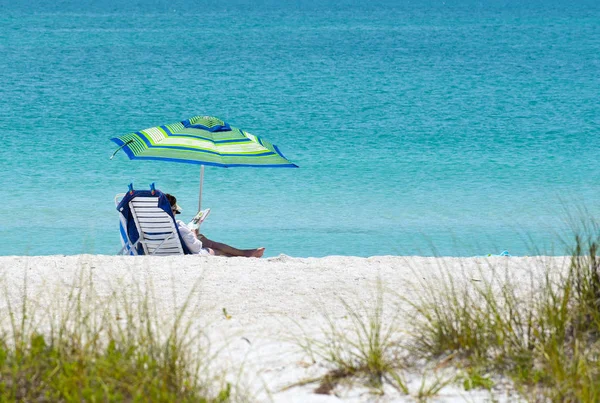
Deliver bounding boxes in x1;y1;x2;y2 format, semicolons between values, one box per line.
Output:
0;254;568;402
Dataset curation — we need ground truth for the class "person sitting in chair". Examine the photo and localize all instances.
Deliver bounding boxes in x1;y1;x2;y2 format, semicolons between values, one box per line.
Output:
165;193;265;258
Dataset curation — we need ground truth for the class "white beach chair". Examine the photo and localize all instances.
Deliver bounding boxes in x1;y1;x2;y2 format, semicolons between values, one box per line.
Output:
115;191;185;256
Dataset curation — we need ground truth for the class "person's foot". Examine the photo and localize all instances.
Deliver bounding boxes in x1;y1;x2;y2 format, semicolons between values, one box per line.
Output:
249;247;265;258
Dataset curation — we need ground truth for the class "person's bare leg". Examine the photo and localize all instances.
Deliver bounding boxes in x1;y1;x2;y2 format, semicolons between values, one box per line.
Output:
199;235;264;257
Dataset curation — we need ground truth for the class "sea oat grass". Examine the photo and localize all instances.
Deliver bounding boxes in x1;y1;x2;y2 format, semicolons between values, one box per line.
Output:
407;229;600;399
285;281;410;396
0;267;231;402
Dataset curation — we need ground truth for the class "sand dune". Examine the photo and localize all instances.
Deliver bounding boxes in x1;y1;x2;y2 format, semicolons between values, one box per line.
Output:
0;254;568;402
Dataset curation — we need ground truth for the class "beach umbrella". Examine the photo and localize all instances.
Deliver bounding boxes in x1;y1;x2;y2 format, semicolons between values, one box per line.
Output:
110;115;297;218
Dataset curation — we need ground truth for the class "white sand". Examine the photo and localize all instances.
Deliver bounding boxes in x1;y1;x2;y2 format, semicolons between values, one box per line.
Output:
0;254;569;402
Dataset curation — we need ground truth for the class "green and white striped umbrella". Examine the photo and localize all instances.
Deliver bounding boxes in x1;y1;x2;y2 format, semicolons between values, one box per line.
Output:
111;115;297;168
111;115;297;214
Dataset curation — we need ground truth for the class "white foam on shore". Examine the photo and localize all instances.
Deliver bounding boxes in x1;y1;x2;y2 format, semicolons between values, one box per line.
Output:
0;254;569;402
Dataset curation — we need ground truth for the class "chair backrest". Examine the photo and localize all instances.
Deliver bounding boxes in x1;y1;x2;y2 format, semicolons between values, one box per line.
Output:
128;196;184;255
116;188;189;256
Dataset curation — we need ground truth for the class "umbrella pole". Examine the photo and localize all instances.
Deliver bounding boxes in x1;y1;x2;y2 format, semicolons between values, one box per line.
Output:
198;165;204;213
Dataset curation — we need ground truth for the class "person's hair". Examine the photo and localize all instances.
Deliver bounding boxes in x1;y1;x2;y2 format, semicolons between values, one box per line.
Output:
165;193;177;208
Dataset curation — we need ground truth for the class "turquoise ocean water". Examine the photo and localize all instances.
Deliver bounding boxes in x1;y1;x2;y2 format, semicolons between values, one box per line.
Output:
1;0;599;258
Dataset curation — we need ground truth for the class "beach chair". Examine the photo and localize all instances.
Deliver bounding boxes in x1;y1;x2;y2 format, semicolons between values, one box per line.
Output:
115;193;135;255
115;184;191;256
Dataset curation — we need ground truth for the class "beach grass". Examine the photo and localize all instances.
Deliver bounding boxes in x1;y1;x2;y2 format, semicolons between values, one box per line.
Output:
283;280;465;400
284;281;411;396
0;268;231;402
405;230;600;400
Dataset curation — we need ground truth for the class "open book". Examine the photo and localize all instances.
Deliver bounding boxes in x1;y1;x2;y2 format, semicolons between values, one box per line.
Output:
187;208;211;230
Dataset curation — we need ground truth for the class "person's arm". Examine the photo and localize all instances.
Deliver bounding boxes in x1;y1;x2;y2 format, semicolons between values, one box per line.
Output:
177;221;203;254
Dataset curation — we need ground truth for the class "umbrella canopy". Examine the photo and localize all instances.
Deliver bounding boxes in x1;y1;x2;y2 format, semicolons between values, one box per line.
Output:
110;115;297;168
111;115;297;217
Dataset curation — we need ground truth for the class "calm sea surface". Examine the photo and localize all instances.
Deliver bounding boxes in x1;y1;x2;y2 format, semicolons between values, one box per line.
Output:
1;0;599;257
